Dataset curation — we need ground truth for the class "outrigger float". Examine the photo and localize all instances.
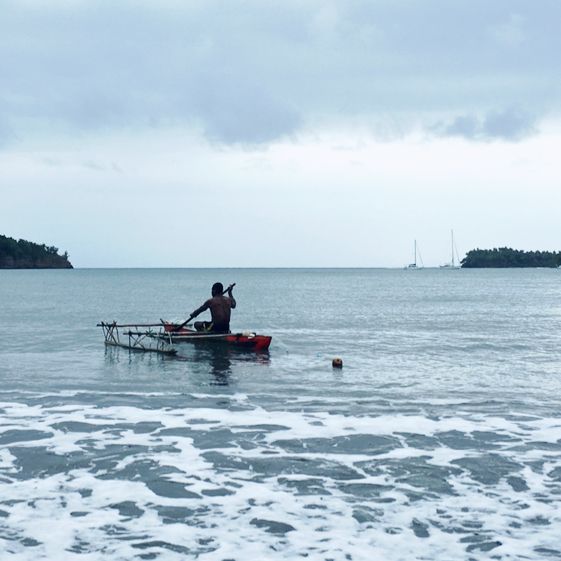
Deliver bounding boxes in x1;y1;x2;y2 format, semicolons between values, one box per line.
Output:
97;321;272;354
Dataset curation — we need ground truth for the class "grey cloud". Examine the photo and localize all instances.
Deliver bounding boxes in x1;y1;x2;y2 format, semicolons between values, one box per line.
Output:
0;0;559;145
436;115;480;140
89;160;123;174
199;97;301;146
482;108;537;140
189;77;302;145
0;117;16;148
432;108;538;141
61;93;130;130
489;13;525;48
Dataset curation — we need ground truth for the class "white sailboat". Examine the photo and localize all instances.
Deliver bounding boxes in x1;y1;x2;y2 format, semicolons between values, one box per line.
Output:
405;240;424;269
440;230;461;269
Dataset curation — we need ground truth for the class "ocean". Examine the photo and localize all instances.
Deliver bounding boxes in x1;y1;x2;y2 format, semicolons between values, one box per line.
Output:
1;268;561;560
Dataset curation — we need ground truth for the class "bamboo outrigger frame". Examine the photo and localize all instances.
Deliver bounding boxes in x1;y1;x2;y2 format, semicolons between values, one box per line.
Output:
97;322;177;355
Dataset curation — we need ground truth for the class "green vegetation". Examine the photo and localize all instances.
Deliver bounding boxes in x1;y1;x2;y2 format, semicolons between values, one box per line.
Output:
0;235;73;269
461;247;561;268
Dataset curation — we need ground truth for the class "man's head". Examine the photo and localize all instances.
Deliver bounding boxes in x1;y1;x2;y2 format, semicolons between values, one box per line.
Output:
212;282;223;296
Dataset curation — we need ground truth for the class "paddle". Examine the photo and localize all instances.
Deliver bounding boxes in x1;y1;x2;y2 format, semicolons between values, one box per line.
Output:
172;283;236;332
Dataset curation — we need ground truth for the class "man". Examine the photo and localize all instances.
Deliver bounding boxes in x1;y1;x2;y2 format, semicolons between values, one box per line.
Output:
190;282;236;333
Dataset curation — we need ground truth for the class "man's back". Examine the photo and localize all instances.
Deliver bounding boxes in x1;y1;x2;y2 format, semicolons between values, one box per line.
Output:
206;295;235;331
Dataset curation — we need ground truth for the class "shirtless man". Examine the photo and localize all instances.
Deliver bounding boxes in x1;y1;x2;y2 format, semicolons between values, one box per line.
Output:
190;282;236;333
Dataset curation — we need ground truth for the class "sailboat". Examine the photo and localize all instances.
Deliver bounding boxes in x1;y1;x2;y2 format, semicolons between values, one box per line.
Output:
440;230;461;269
405;240;423;269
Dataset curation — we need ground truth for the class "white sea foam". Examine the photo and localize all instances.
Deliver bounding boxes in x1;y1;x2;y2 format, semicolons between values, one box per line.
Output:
1;397;561;560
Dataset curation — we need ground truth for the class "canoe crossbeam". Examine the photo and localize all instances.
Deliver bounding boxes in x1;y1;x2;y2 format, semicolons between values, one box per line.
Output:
97;322;176;355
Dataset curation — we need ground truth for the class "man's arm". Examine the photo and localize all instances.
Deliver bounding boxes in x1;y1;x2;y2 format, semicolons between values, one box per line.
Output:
227;286;236;309
191;300;210;318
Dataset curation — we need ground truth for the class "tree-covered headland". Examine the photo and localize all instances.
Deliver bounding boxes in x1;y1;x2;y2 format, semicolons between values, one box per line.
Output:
461;247;561;268
0;235;73;269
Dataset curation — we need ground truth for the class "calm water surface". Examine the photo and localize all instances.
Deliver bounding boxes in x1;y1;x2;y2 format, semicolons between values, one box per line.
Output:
1;268;561;560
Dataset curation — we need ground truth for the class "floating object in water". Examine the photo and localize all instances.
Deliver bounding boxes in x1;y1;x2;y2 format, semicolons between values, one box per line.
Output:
332;357;343;368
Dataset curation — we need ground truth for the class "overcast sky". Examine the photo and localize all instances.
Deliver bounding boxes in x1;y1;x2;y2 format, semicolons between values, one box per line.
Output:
1;0;560;267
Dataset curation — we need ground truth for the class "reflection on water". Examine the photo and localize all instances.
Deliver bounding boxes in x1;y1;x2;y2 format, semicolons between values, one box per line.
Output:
103;344;174;366
205;346;232;385
103;342;270;387
189;345;271;386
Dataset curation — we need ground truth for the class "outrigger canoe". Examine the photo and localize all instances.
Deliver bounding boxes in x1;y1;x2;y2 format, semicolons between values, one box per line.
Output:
160;322;272;351
97;321;272;354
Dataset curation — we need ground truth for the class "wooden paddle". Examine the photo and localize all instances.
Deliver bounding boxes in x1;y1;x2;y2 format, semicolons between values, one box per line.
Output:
172;283;236;332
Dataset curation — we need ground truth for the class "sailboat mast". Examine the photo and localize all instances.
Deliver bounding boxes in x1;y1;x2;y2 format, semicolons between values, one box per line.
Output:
451;230;455;267
414;239;417;267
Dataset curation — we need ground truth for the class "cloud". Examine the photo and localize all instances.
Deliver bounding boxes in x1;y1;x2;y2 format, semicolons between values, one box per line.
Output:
483;108;537;140
0;0;559;146
432;108;538;142
189;76;302;145
489;13;525;48
82;160;123;173
436;115;480;140
0;117;16;148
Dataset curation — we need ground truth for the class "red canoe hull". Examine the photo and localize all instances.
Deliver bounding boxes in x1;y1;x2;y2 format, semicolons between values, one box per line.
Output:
162;323;272;351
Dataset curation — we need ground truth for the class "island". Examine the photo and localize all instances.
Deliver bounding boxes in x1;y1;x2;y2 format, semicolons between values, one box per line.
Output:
0;234;73;269
461;247;561;268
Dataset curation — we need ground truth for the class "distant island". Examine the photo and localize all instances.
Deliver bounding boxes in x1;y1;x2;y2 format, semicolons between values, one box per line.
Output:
461;247;561;268
0;235;73;269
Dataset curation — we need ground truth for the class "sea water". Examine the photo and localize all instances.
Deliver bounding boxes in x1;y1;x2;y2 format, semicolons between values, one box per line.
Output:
1;268;560;560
